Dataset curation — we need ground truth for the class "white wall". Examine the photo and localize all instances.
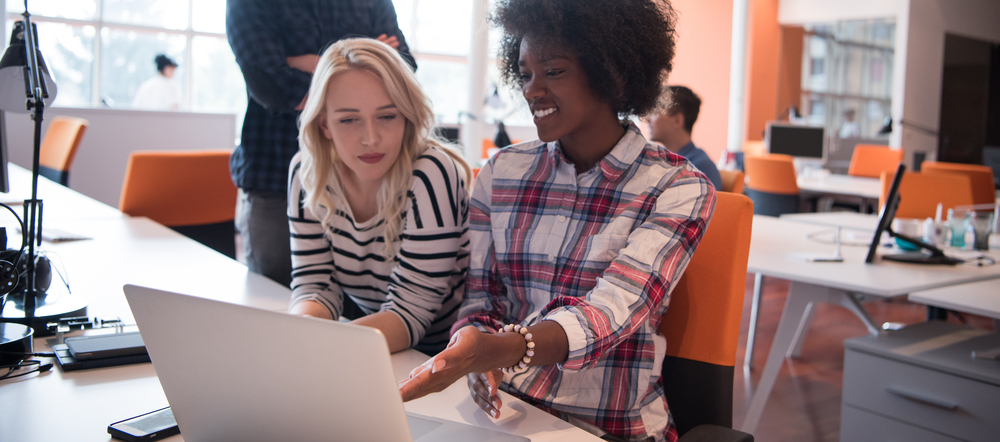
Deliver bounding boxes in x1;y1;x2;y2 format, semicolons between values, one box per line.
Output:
778;0;1000;167
5;107;236;208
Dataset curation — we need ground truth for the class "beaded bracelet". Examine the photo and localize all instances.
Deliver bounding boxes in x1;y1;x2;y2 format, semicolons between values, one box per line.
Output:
499;324;535;374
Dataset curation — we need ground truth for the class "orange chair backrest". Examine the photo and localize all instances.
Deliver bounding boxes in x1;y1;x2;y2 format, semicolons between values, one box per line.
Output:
119;150;238;227
718;170;745;194
39;116;89;172
659;193;753;367
920;161;996;206
744;154;798;195
848;144;902;178
879;171;974;220
742;140;766;157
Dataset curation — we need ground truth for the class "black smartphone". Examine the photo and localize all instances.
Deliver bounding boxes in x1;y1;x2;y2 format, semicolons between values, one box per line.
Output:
108;406;180;442
65;331;146;360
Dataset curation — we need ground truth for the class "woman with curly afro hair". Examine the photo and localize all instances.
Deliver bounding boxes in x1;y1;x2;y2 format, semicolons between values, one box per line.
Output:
399;1;717;441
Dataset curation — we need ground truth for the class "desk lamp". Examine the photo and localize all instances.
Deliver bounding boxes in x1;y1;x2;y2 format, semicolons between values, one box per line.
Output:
0;4;85;352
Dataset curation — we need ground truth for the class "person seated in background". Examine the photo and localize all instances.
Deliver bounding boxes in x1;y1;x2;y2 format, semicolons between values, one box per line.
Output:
287;38;471;355
398;1;716;441
648;85;723;190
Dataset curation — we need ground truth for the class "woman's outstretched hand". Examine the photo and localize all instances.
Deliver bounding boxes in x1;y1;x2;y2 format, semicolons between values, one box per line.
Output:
467;369;504;418
399;326;489;402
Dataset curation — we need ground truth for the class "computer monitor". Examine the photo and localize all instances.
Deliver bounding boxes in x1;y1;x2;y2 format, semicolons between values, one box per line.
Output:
765;122;825;159
865;163;962;265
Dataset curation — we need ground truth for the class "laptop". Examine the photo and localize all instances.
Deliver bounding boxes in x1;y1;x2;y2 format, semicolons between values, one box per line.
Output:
123;284;529;442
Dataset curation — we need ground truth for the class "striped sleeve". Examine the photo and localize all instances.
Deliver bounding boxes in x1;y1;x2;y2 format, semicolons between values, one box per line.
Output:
453;154;508;335
287;154;347;319
382;148;469;348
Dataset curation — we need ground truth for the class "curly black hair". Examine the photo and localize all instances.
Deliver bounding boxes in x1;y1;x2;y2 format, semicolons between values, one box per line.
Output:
491;0;677;118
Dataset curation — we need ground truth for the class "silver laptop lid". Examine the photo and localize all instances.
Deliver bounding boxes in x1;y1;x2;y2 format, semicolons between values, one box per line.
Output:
124;284;413;442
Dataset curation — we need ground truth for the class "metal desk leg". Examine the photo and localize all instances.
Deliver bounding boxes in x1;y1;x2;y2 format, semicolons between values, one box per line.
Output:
744;273;765;370
740;283;883;434
788;301;816;358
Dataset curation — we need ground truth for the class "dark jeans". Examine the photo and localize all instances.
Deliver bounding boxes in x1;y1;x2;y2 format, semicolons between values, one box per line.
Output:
235;189;292;287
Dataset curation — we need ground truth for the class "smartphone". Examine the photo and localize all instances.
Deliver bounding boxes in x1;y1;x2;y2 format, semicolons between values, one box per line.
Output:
108;406;179;442
64;331;146;360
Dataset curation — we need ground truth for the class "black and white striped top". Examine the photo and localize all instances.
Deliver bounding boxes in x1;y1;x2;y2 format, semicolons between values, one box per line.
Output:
287;147;469;353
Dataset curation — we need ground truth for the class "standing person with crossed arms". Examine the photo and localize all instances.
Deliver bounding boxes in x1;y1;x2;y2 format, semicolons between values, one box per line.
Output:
227;0;415;287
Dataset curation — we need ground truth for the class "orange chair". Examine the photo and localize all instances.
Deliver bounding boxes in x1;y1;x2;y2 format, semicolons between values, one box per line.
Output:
878;171;974;220
39;116;89;186
741;140;766;158
920;161;996;206
743;154;799;217
120;150;238;258
847;144;903;178
719;170;745;194
660;192;754;440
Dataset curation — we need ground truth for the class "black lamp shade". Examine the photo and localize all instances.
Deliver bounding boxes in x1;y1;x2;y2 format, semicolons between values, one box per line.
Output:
0;20;57;113
878;117;893;135
494;122;511;148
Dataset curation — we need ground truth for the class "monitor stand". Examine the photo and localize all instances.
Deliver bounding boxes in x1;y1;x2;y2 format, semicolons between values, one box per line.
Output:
882;229;963;266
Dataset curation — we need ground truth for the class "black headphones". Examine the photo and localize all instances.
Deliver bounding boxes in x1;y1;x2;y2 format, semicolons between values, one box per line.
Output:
0;249;51;296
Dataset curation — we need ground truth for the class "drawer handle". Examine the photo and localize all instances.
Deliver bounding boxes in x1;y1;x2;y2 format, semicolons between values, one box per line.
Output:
885;386;958;411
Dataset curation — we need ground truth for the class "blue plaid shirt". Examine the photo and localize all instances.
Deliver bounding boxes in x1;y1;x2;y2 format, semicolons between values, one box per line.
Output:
226;0;415;193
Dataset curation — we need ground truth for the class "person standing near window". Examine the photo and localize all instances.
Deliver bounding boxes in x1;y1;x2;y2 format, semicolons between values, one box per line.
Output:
226;0;415;287
132;54;182;110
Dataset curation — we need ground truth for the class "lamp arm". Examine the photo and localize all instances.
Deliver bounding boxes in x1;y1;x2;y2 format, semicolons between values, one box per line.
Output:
898;119;939;137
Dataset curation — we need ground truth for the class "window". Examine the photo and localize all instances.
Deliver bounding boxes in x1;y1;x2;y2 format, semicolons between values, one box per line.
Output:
7;0;245;128
8;0;522;137
801;20;895;139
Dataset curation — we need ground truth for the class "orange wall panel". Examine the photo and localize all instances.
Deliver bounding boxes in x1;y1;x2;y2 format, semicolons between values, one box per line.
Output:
744;0;781;142
668;0;734;163
776;26;805;127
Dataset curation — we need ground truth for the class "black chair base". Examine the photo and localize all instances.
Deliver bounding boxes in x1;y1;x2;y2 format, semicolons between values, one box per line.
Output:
170;221;237;260
746;188;800;217
39;166;69;187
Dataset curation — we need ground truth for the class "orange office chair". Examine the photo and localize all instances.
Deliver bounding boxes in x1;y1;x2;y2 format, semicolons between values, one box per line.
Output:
120;150;238;259
719;170;745;194
878;171;974;220
743;154;799;217
660;192;754;441
847;144;902;178
920;161;996;206
38;116;89;186
741;140;766;158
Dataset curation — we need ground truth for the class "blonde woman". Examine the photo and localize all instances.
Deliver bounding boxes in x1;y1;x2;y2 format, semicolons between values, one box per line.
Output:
287;38;471;355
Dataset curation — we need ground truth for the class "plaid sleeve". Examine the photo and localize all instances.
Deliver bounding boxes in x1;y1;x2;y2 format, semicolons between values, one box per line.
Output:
226;0;313;111
545;169;717;371
370;0;417;71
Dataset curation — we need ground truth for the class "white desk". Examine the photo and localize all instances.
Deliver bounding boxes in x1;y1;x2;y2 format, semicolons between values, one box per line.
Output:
1;165;123;220
0;204;598;441
909;279;1000;321
740;215;1000;433
780;211;879;232
796;174;882;200
797;173;882;213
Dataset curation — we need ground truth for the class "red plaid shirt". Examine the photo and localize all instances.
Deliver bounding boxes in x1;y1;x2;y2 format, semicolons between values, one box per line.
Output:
454;124;716;442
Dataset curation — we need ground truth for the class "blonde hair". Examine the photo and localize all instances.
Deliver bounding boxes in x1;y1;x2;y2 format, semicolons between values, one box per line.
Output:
298;38;470;259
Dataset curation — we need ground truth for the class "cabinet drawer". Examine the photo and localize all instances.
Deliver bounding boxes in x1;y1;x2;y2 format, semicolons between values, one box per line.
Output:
843;350;1000;442
840;405;960;442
